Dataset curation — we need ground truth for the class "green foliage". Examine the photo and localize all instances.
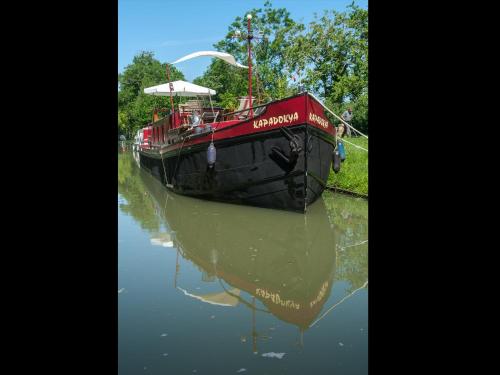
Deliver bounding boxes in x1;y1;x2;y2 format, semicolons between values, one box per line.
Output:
288;3;368;132
193;58;248;107
325;89;367;134
118;110;128;135
118;3;368;134
204;0;304;102
323;190;368;292
118;153;161;232
218;92;240;111
118;51;185;138
336;240;368;292
327;137;368;195
193;1;367;131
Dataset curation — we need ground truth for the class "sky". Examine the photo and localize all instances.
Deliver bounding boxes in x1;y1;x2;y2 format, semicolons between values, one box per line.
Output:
119;0;368;81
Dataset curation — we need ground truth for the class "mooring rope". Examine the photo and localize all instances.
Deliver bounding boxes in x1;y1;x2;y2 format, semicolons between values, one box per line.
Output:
308;93;368;139
337;240;368;251
171;136;187;185
309;280;368;328
160;149;170;186
341;138;368;152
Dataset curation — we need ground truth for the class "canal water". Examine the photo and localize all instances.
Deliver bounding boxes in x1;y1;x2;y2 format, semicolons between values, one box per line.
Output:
118;151;368;375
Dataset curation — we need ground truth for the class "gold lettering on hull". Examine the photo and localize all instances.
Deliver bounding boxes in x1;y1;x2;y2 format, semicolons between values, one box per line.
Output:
309;282;329;308
253;112;299;129
255;288;301;310
309;112;329;128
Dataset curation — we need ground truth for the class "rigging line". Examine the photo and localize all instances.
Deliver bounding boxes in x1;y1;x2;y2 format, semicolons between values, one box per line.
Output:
252;56;263;104
207;91;217;124
309;280;368;328
162;189;169;215
171;136;187;185
308;92;368;139
252;34;263;103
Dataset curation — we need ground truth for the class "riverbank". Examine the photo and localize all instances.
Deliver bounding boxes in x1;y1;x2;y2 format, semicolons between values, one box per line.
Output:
327;137;368;197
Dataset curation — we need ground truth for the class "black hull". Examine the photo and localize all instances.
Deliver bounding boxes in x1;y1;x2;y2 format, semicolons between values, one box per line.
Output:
139;123;334;212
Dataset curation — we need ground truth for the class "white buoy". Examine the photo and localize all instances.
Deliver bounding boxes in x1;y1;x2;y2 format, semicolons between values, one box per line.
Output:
207;142;216;167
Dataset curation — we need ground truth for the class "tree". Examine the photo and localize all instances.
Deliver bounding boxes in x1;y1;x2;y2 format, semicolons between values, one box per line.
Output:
118;51;185;138
196;0;303;105
118;153;162;232
119;3;369;134
193;58;248;110
287;3;368;132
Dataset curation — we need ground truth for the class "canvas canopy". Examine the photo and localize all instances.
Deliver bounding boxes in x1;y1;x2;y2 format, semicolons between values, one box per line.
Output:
144;80;216;97
177;287;240;307
172;51;248;69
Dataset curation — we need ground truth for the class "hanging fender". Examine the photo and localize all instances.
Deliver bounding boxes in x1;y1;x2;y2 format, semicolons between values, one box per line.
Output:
207;141;216;168
332;149;341;173
337;141;346;162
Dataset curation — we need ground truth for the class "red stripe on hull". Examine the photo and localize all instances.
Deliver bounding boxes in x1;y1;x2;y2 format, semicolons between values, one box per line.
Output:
139;93;336;154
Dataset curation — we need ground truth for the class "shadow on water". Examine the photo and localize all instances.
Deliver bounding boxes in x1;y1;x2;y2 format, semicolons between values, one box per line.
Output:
119;151;367;353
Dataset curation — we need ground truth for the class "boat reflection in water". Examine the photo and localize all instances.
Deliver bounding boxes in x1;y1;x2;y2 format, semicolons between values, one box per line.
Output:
137;164;340;351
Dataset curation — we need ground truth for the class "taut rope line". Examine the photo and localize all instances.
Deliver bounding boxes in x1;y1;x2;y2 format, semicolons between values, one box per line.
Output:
309;280;368;328
341;138;368;152
309;93;368;139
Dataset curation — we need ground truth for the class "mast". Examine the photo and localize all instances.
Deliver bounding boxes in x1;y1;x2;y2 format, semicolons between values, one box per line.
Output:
166;64;176;127
251;296;257;353
247;14;253;117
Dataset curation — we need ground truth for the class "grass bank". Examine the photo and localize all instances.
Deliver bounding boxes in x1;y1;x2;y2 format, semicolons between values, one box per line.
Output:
327;136;368;196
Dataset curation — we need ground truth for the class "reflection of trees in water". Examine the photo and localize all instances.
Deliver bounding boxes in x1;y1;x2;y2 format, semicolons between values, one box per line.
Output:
119;152;368;295
323;191;368;293
335;244;368;293
118;152;368;345
118;153;161;233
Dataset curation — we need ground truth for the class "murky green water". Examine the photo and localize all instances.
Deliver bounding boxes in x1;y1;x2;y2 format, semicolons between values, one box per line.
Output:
118;151;368;375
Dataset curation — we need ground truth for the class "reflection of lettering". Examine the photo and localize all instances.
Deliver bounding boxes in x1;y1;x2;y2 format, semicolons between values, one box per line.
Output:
255;288;300;310
309;282;329;308
309;112;329;128
253;112;299;129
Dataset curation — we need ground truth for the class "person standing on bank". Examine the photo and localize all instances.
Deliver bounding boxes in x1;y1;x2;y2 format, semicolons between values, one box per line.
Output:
340;107;353;137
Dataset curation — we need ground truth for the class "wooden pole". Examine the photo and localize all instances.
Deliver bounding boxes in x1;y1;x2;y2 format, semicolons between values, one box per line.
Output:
247;14;253;117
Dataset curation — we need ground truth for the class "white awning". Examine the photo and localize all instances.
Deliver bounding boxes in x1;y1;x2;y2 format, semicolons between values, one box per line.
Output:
144;80;216;97
172;50;248;69
177;287;240;307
